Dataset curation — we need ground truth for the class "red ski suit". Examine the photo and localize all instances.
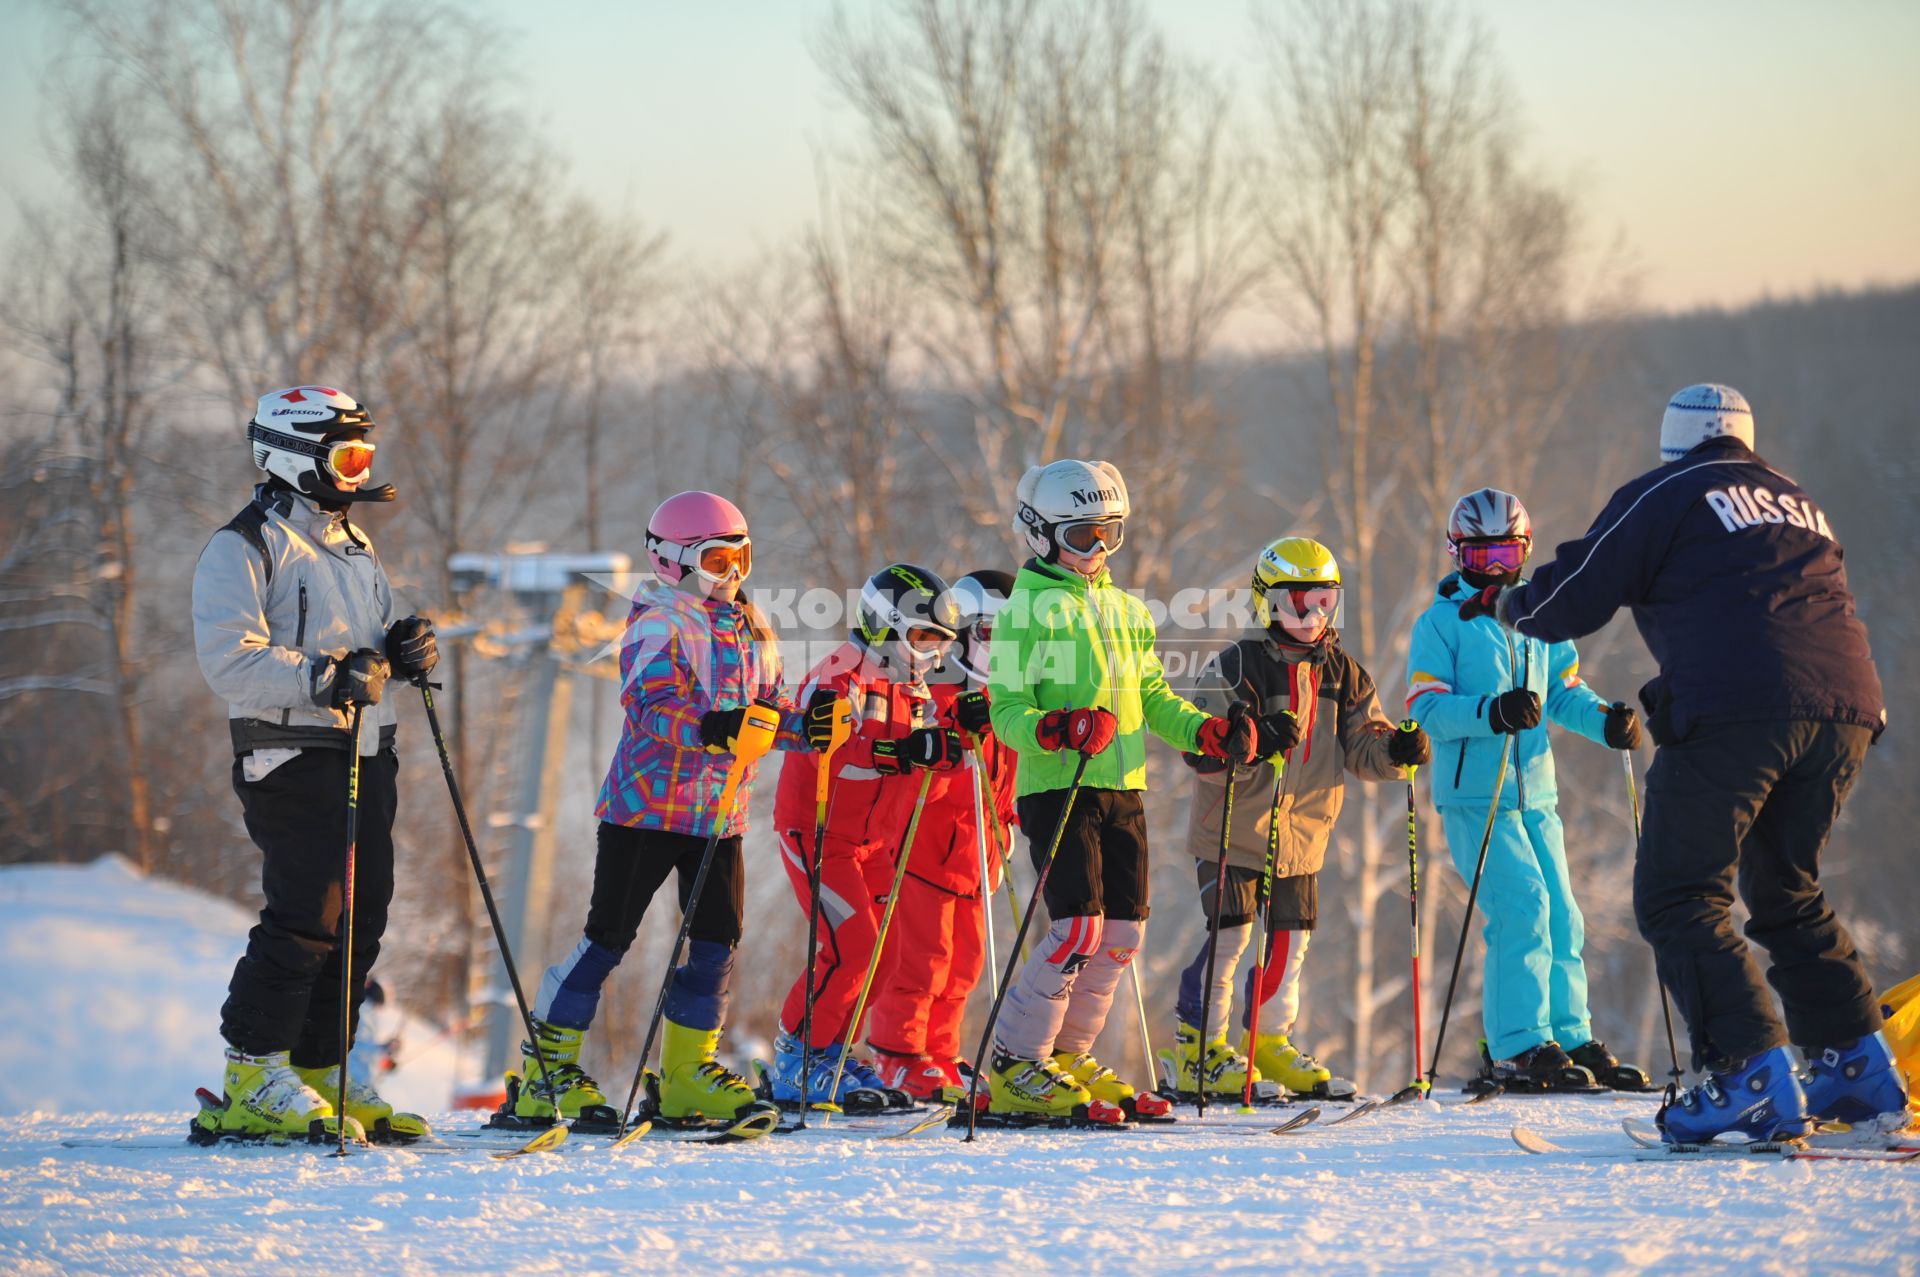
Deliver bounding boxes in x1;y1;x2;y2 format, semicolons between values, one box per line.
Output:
775;640;956;1047
867;689;1018;1063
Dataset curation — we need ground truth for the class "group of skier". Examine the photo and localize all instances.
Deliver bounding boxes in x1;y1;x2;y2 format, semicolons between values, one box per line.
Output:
189;379;1910;1147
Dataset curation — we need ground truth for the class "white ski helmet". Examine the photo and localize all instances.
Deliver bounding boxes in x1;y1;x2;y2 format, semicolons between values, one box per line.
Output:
1446;488;1532;546
950;568;1014;682
246;385;395;503
1013;458;1130;559
1660;383;1754;461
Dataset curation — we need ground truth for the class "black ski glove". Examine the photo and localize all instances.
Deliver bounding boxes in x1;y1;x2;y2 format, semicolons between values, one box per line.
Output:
1255;709;1304;758
384;615;438;680
700;706;749;752
1604;701;1643;751
955;689;993;735
873;728;966;774
804;689;849;752
1181;751;1228;775
1387;723;1431;767
1487;688;1542;734
311;649;390;710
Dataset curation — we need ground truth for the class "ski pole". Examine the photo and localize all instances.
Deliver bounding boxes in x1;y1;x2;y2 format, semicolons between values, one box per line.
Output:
1430;637;1523;1089
797;694;854;1129
994;821;1030;963
1622;745;1683;1102
823;766;938;1123
1241;753;1287;1112
616;701;782;1136
334;703;366;1159
415;678;564;1143
1128;954;1154;1098
1393;719;1430;1103
964;747;1094;1142
1193;702;1251;1118
970;752;999;1000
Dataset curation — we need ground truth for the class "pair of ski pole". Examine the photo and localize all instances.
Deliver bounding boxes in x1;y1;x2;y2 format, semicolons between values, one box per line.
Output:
411;679;783;1147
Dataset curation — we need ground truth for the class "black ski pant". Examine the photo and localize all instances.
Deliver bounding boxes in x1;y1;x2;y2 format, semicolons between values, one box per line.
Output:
222;746;398;1067
1633;718;1878;1071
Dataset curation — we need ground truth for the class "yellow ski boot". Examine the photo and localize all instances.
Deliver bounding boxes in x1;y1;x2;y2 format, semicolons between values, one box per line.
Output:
509;1018;619;1130
985;1050;1093;1117
293;1062;430;1143
193;1048;365;1145
1053;1049;1175;1120
658;1019;763;1123
1171;1019;1260;1096
1244;1030;1345;1097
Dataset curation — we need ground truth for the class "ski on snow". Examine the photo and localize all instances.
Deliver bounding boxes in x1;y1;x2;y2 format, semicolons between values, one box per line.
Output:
1510;1118;1920;1163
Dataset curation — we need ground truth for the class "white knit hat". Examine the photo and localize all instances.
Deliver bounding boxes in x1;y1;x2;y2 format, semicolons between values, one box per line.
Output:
1660;383;1754;461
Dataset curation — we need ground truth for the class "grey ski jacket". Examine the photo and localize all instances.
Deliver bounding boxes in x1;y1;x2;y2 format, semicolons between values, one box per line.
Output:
191;483;397;756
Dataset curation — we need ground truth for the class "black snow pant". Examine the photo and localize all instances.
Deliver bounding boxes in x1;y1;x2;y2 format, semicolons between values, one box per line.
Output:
1633;718;1878;1071
221;745;398;1067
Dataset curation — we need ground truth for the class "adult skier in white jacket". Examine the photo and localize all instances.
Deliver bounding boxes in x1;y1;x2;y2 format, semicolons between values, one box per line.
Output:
189;386;436;1144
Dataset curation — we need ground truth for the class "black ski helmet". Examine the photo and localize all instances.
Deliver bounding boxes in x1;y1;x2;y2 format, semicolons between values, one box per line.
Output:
855;563;960;670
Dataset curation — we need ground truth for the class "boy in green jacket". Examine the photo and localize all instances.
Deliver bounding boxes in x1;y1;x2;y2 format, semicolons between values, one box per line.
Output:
984;458;1254;1122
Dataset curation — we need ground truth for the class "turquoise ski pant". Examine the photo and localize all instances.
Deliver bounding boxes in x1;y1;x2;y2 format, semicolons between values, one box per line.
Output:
1439;804;1592;1061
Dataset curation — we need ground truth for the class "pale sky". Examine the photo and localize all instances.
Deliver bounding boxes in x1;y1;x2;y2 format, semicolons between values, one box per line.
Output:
3;0;1917;315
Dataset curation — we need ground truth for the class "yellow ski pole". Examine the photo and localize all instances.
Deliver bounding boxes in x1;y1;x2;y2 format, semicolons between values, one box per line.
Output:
822;766;938;1124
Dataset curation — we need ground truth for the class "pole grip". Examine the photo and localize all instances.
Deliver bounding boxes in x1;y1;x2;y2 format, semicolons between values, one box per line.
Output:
813;694;854;810
715;700;783;815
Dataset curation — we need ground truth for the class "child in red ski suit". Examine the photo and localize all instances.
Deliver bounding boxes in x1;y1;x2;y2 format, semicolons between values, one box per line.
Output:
765;563;967;1108
867;569;1020;1100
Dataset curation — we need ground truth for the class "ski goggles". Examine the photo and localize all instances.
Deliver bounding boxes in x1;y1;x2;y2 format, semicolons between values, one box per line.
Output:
1452;538;1529;575
653;535;753;583
248;422;377;484
1264;584;1343;628
1058;518;1125;555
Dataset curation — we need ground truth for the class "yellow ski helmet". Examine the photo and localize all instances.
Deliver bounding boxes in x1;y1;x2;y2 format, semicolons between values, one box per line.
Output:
1252;537;1342;630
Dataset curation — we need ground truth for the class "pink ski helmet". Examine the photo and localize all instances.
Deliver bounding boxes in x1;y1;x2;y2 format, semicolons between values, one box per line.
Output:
645;491;751;584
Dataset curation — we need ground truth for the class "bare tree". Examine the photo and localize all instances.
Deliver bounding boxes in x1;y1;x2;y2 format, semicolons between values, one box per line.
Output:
0;69;189;871
815;0;1261;591
1253;0;1630;1088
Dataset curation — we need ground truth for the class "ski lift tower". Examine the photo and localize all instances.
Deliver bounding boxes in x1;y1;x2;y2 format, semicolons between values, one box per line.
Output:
445;548;630;1093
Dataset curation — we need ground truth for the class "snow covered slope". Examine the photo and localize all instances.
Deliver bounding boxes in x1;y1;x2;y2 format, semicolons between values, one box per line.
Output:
0;857;456;1117
4;1100;1916;1275
1;860;1913;1275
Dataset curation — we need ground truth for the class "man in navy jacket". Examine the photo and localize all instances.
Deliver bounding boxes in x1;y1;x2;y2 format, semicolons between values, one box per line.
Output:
1459;384;1903;1144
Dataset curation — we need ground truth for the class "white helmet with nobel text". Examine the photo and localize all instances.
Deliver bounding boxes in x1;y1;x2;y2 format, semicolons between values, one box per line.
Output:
1013;458;1129;561
247;386;396;504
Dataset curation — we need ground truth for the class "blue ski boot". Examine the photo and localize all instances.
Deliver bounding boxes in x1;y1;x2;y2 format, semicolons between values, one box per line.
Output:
1800;1032;1910;1131
838;1050;915;1110
766;1031;890;1113
1658;1046;1810;1144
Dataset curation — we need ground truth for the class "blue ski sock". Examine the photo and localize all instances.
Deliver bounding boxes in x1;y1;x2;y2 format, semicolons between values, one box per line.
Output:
663;939;735;1032
534;935;624;1030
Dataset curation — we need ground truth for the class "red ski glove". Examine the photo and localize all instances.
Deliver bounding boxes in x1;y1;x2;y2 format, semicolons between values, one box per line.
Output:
1457;583;1504;623
1196;704;1257;765
1035;707;1118;756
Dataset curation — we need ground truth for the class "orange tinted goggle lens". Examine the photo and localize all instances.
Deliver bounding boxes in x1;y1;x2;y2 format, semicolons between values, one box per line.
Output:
1060;520;1124;553
698;542;751;576
330;442;375;480
905;625;954;649
1281;588;1339;619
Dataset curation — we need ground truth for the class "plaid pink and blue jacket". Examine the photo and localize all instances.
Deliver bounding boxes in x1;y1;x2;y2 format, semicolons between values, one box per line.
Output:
595;585;806;836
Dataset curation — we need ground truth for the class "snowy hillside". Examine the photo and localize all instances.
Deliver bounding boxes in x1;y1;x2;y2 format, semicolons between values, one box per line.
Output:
0;859;1913;1275
0;857;458;1117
